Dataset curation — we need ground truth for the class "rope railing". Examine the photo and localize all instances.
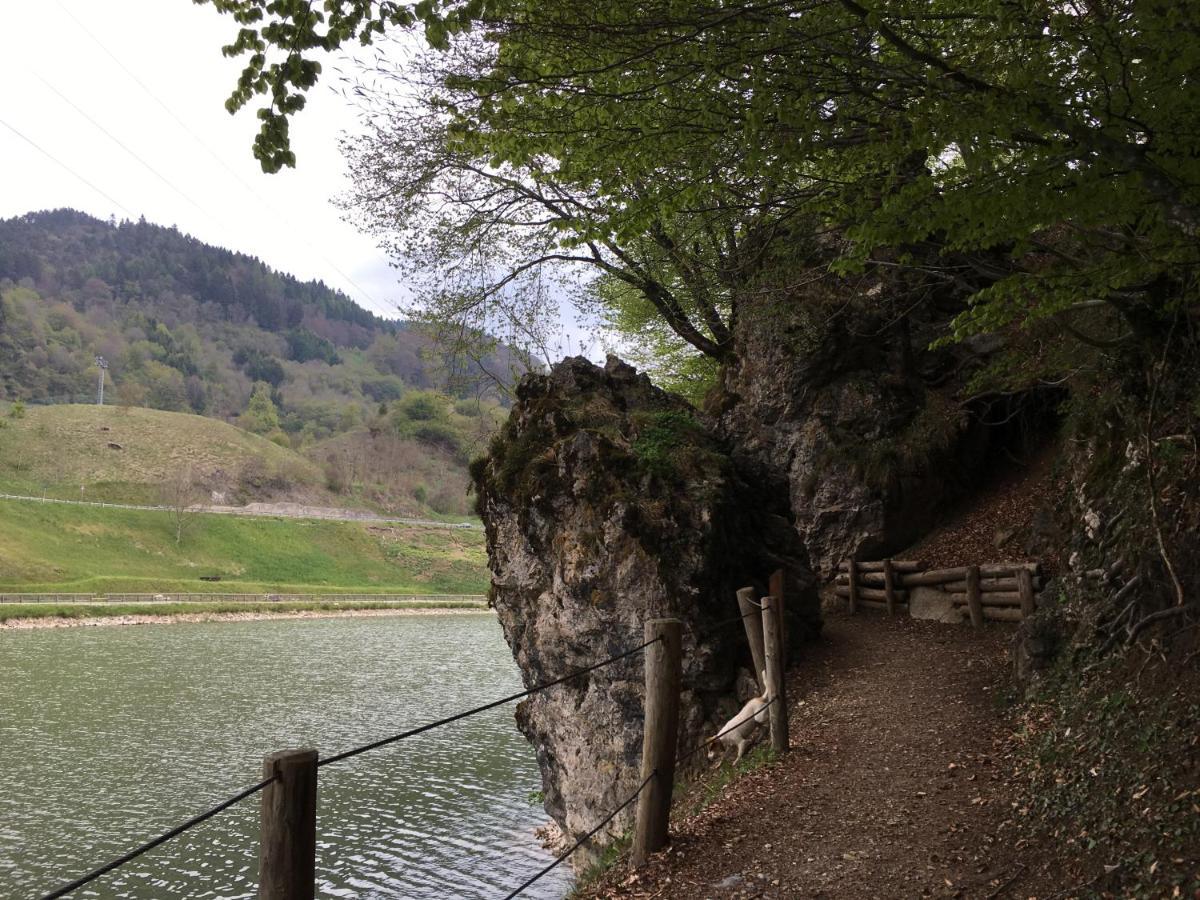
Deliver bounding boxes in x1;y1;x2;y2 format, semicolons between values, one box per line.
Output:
36;635;661;898
690;605;761;642
676;695;780;766
319;636;660;768
501;771;657;900
34;577;791;899
39;774;278;900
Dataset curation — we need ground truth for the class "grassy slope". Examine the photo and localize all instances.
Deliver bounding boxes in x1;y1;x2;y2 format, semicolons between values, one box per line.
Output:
0;499;488;595
0;404;329;505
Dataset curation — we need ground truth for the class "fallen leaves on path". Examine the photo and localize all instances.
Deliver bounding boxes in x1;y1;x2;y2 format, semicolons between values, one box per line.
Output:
577;614;1073;899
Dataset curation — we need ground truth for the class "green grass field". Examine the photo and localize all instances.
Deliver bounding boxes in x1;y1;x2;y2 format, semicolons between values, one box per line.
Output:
0;499;488;595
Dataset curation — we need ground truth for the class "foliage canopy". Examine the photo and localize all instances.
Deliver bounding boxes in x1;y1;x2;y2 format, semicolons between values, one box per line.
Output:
198;0;1200;379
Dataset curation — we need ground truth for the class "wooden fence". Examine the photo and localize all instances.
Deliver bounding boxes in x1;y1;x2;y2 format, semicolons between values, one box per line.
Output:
835;559;1043;626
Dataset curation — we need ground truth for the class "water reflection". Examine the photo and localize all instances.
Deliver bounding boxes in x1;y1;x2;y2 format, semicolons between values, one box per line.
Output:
0;614;572;899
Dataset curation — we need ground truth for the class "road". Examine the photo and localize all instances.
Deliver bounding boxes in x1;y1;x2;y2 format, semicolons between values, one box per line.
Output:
0;492;481;530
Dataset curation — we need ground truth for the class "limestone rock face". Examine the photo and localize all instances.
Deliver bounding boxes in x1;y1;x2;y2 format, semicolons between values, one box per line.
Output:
716;287;977;578
473;356;818;860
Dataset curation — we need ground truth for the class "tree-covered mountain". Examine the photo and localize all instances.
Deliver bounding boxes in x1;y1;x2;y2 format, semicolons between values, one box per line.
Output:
0;209;517;516
0;208;514;435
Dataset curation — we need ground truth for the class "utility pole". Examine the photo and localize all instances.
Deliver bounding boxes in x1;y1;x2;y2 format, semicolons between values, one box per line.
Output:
95;356;108;406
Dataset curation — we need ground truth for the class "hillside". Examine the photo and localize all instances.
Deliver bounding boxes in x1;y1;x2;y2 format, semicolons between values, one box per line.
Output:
0;405;490;596
0;498;486;596
0;402;495;519
0;208;521;414
0;403;332;506
0;209;520;516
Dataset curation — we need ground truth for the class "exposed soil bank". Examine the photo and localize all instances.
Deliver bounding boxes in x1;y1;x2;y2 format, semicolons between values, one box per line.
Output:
1;606;492;630
580;612;1074;899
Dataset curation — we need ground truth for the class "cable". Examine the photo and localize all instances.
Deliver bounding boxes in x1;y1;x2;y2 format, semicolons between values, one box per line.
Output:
676;694;779;766
53;0;387;309
690;606;761;643
0;117;134;218
319;636;660;768
501;770;656;900
35;75;222;231
39;774;278;900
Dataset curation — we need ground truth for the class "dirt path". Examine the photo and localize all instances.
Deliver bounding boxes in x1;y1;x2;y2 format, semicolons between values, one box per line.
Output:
583;612;1069;899
0;492;480;530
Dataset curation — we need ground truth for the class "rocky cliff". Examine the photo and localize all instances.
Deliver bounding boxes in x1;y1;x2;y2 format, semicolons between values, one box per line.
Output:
472;356;818;858
715;273;988;578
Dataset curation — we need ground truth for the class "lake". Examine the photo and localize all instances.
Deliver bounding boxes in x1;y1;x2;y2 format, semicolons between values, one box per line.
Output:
0;613;573;899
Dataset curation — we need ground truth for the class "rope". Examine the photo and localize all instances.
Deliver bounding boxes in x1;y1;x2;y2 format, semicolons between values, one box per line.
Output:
501;770;656;900
319;636;660;768
683;605;763;678
39;774;278;900
676;694;779;766
690;606;760;643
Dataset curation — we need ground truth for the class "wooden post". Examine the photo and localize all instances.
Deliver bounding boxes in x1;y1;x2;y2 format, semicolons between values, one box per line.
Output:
768;568;787;669
847;560;859;615
966;565;984;629
1016;567;1036;619
736;586;766;691
882;559;896;616
259;748;318;900
632;618;682;866
761;595;789;754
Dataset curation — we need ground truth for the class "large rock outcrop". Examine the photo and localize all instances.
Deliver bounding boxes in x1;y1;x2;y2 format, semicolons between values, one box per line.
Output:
715;276;995;578
472;357;818;859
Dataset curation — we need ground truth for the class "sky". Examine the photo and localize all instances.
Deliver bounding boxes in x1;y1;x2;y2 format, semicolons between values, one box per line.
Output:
0;0;596;357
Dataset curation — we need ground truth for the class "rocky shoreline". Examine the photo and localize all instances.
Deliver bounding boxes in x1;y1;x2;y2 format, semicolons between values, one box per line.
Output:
0;606;493;630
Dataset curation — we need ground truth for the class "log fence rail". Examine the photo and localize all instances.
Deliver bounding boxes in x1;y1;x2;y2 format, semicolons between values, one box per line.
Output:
835;558;1044;625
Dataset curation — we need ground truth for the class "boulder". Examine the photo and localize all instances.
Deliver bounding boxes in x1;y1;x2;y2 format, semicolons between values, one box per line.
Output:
473;356;819;863
908;586;964;624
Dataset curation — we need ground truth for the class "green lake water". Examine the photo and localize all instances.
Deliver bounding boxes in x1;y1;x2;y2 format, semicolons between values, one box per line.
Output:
0;613;572;899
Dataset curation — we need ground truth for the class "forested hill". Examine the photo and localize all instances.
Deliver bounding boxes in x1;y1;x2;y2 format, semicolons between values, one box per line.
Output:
0;209;514;437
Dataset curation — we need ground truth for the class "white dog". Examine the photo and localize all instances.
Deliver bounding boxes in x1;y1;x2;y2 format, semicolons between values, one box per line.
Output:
715;674;773;763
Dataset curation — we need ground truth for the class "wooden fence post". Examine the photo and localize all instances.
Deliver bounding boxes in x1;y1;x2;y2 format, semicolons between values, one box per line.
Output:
882;559;896;616
1016;567;1036;619
847;560;859;615
966;565;984;629
259;748;318;900
761;594;789;754
769;569;788;669
736;587;767;691
632;618;682;866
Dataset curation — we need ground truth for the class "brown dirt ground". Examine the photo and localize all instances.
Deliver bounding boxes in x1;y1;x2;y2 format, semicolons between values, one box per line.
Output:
579;612;1074;899
907;448;1066;575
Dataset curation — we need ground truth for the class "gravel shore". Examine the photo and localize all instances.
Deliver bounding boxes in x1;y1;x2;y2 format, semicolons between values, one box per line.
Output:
1;606;492;630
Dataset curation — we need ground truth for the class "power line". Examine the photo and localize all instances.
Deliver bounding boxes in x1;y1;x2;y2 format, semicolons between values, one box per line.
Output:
53;0;388;311
35;74;224;231
0;117;134;218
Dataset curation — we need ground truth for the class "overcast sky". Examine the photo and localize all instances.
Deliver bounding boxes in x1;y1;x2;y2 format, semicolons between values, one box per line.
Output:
0;0;596;357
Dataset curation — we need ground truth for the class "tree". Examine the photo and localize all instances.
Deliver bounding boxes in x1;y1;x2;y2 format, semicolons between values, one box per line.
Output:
199;0;1200;377
240;381;281;435
162;466;201;546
